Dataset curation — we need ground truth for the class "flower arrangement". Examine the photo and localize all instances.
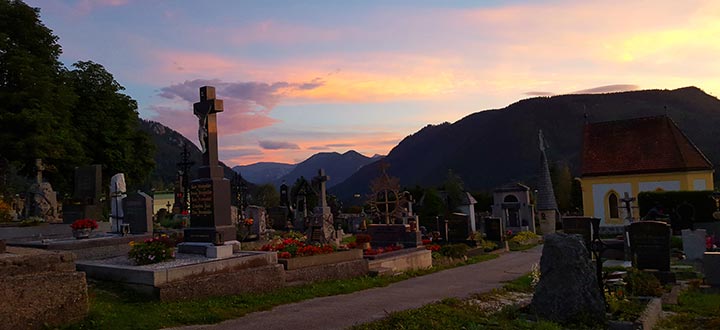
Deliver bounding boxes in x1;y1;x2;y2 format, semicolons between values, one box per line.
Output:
70;218;98;230
421;238;432;245
425;244;441;252
260;237;336;258
355;234;372;244
363;244;403;256
128;235;175;265
243;218;254;226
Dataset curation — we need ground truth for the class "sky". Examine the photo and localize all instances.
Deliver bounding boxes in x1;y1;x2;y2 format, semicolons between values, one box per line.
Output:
27;0;720;166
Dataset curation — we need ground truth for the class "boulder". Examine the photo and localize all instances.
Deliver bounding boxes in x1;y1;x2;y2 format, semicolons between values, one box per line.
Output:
530;233;605;324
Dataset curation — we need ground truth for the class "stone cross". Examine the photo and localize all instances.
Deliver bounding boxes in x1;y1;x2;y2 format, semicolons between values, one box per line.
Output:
620;192;636;221
193;86;224;169
35;158;44;185
315;168;330;208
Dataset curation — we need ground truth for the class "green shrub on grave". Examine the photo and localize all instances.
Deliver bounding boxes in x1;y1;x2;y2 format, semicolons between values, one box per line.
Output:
638;190;716;223
439;244;468;259
626;269;663;297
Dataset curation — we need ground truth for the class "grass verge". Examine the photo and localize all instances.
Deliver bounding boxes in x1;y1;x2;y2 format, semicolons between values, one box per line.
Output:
656;288;720;330
63;253;499;330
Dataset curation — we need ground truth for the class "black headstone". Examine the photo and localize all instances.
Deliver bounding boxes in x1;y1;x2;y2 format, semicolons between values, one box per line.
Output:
73;165;101;205
123;192;153;234
484;217;504;242
562;216;594;255
443;213;470;243
367;224;421;248
629;221;671;271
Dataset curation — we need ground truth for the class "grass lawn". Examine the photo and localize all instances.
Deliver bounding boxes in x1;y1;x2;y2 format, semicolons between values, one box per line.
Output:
351;273;563;330
63;253;499;330
656;288;720;330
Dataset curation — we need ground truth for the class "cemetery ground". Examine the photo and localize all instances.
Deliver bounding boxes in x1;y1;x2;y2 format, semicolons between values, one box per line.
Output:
61;251;506;330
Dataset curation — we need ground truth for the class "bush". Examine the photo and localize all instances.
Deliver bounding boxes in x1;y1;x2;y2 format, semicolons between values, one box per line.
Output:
626;269;664;297
355;234;372;244
128;235;176;265
638;190;716;226
480;240;498;252
0;200;13;222
439;244;468;259
671;236;683;250
509;231;539;244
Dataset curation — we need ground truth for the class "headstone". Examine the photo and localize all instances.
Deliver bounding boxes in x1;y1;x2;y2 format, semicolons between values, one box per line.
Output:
366;224;422;248
109;173;126;232
629;221;671;271
443;212;470;243
181;86;236;248
530;233;605;324
268;206;289;230
27;159;60;223
704;252;720;287
122;192;153;234
307;169;334;243
245;205;267;239
484;217;504;242
681;228;707;260
63;165;102;224
562;216;594;255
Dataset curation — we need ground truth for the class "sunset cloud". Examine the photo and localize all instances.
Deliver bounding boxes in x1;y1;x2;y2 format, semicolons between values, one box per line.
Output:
258;140;300;150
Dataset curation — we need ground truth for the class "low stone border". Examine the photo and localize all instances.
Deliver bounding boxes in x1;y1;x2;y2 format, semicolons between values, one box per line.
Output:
608;297;663;330
11;233;152;260
278;249;363;270
366;248;431;274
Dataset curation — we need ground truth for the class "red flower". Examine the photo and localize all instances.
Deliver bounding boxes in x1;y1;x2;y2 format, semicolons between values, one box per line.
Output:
278;251;292;259
70;218;98;230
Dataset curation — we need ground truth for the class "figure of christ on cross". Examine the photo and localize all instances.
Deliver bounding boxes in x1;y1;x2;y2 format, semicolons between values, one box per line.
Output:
193;86;224;170
620;192;636;221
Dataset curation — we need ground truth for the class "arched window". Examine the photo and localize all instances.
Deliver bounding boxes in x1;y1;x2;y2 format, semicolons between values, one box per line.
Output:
608;193;619;219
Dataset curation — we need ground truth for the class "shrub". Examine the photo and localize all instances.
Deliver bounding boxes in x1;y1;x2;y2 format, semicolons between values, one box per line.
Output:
509;231;538;244
439;244;468;259
0;200;13;222
280;231;305;240
670;236;683;250
128;235;175;265
626;269;664;297
480;240;498;252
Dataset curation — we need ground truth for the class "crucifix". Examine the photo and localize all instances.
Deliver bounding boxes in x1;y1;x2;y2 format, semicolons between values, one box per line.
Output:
35;158;44;185
620;192;636;221
315;168;330;208
193;86;224;172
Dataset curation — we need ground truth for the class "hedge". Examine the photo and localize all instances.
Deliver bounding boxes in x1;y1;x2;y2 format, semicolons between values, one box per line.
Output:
637;190;717;229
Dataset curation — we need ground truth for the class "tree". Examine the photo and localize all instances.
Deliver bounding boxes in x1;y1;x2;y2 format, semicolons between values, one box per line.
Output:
418;188;446;229
0;0;82;192
443;169;465;212
65;61;155;188
551;162;573;212
252;184;280;208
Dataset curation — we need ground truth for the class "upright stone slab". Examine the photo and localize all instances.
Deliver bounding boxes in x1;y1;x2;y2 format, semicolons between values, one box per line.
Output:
484;217;504;242
681;229;707;260
443;212;470;243
122;192;153;234
180;86;236;249
629;221;671;271
530;233;605;324
562;216;594;255
704;252;720;287
307;169;334;243
63;165;102;224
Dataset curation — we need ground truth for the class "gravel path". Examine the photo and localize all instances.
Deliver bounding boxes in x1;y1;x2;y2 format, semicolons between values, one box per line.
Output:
168;246;542;330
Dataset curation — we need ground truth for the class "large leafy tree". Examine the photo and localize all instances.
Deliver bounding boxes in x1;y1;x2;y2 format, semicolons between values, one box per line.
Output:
0;0;82;191
65;61;155;187
0;1;154;193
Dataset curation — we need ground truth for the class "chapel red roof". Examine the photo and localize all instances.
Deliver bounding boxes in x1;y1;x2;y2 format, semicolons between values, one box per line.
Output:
582;116;712;177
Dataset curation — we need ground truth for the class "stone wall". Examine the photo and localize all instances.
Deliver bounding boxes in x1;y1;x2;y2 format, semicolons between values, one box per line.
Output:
158;264;285;301
285;259;368;285
0;248;88;329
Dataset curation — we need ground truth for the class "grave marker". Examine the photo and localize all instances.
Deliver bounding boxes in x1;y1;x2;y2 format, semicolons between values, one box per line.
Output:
629;221;671;271
484;217;504;242
122;191;153;234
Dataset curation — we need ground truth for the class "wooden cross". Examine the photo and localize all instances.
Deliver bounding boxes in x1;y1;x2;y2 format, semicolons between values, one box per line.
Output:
315;168;330;208
193;86;224;168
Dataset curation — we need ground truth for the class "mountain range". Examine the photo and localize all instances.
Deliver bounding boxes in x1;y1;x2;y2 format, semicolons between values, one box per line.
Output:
233;150;378;188
330;87;720;202
143;87;720;203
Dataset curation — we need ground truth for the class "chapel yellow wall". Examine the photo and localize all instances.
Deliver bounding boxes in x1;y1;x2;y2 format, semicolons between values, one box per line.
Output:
581;170;714;219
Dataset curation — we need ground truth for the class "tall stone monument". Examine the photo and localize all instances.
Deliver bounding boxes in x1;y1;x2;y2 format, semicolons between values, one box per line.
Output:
179;86;236;257
27;159;60;223
308;169;334;243
109;173;126;232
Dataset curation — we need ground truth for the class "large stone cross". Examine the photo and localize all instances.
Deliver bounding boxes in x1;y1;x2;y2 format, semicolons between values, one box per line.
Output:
315;168;330;208
193;86;224;169
620;192;636;221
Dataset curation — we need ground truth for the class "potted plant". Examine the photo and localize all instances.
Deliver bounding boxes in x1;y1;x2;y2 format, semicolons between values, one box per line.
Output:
70;218;98;239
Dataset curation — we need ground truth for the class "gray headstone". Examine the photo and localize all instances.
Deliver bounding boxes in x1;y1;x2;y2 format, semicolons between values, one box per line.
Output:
562;217;594;255
530;233;605;324
122;192;153;234
681;228;707;260
629;221;671;271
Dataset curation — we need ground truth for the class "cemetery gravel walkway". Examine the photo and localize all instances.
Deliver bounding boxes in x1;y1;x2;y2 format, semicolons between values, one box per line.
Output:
169;246;542;330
